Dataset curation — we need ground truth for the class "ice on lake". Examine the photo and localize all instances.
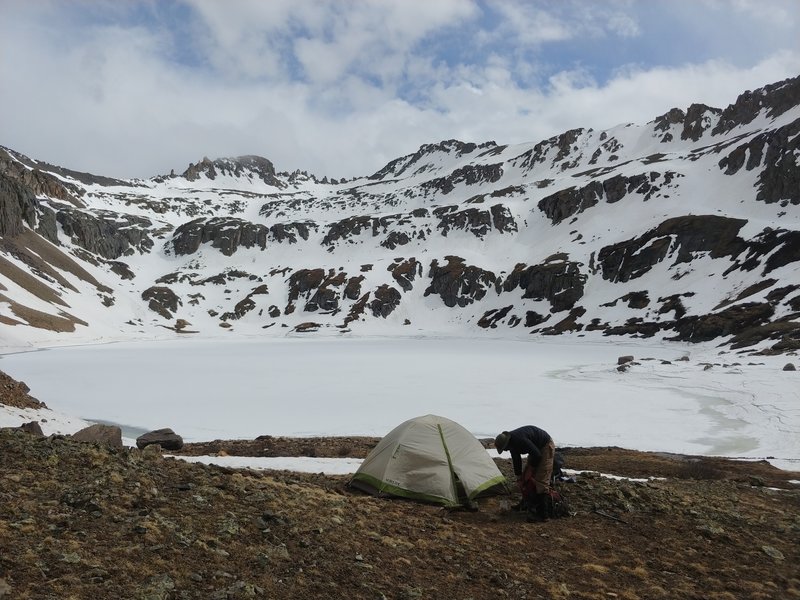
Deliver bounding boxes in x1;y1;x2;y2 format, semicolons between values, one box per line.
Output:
1;336;798;470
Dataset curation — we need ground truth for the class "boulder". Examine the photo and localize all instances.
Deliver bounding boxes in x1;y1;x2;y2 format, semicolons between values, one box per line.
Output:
783;363;796;371
136;428;183;451
72;424;123;450
17;421;44;436
618;355;635;365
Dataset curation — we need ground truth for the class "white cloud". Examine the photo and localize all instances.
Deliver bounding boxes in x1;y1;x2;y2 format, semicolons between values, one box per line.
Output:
0;0;798;180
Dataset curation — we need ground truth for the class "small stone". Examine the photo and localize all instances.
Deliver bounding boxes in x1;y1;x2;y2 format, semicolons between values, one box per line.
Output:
61;552;81;563
617;355;634;365
783;363;796;371
762;545;784;560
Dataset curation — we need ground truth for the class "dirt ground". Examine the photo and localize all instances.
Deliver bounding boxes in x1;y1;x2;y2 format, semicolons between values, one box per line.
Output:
1;371;799;599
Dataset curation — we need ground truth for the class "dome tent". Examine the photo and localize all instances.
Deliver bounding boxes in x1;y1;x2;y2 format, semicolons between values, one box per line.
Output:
350;414;506;507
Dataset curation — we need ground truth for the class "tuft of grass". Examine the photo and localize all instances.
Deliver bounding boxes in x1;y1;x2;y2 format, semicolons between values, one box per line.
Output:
581;563;610;574
677;459;723;480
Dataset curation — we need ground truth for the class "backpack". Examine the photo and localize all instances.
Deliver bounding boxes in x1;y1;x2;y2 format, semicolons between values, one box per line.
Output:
520;467;571;519
540;488;571;519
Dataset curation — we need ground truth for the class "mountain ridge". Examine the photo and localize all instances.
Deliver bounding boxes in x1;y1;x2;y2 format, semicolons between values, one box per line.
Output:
1;75;799;352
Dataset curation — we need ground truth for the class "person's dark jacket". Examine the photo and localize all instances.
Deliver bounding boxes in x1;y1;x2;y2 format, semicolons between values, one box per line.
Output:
506;425;552;477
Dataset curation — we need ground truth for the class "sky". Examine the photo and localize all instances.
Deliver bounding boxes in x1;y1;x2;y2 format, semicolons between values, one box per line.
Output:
1;0;798;180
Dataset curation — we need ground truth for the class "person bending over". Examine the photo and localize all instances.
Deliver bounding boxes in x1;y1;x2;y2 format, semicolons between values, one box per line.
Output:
495;425;555;521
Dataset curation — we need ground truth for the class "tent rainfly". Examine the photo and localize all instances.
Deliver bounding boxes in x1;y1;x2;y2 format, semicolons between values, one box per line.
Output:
350;414;506;507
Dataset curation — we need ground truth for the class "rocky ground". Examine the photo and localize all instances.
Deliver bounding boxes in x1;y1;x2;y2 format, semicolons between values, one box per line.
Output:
1;378;800;599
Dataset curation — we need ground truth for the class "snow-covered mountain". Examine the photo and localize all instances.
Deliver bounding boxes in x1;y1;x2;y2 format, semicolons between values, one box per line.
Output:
1;76;799;352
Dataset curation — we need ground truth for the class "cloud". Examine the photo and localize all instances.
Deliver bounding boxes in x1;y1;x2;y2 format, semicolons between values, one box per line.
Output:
0;0;798;181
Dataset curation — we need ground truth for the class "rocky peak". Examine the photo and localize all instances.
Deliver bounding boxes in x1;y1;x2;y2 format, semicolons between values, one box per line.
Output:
368;139;498;181
178;155;285;188
712;74;800;136
652;104;722;142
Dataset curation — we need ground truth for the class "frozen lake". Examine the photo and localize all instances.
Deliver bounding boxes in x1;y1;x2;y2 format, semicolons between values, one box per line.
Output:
1;336;798;469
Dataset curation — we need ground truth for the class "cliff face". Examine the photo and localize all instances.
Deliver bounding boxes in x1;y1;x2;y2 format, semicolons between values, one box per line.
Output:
1;76;799;353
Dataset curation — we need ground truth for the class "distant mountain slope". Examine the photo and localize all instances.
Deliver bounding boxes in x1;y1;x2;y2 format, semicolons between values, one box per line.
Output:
1;76;799;352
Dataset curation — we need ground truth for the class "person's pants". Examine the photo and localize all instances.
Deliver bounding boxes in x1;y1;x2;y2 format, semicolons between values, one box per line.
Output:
523;439;555;495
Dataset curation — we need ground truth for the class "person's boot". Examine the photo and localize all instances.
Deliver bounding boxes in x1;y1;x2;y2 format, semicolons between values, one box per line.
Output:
526;493;550;522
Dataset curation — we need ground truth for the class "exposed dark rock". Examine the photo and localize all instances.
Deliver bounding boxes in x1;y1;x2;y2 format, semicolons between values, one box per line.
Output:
55;208;154;260
501;260;586;312
0;148;82;208
16;421;44;436
716;279;777;309
343;276;365;300
367;140;497;180
425;256;497;308
538;172;675;224
388;258;421;292
489;204;518;233
71;424;123;450
681;104;722;142
541;307;586;334
381;231;411;249
725;228;800;276
603;319;665;338
622;291;650;309
538;182;602;225
512;128;585;172
670;303;775;343
784;363;796;371
305;272;346;313
142;286;181;319
136;428;183;451
369;285;401;318
718;118;800;205
766;285;799;304
419;163;503;195
477;306;514;328
294;322;321;333
108;261;135;280
434;206;491;237
729;319;800;351
618;355;634;365
269;221;316;244
322;214;408;247
221;297;256;321
712;75;800;136
525;311;549;328
344;293;370;326
181;155;285;188
171;218;269;257
0;172;38;237
653;107;686;133
597;215;748;282
287;268;326;304
658;294;690;320
655;104;723;142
